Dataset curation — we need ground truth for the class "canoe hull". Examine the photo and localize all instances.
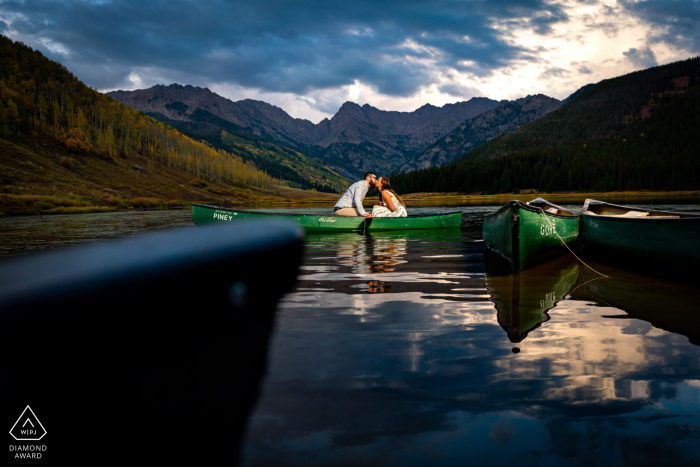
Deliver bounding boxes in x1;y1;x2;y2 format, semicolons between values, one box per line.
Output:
581;214;700;270
192;204;462;233
0;221;303;461
483;201;579;271
364;212;461;231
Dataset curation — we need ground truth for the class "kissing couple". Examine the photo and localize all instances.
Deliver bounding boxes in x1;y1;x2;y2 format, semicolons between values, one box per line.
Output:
333;172;407;218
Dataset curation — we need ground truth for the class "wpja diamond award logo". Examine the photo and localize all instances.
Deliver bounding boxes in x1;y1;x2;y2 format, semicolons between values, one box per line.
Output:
9;406;47;459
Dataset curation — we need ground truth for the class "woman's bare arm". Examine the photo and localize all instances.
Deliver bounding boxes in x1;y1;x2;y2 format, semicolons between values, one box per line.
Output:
382;191;396;211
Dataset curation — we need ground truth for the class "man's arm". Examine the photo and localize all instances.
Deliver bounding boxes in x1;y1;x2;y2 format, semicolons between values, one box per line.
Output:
353;185;368;216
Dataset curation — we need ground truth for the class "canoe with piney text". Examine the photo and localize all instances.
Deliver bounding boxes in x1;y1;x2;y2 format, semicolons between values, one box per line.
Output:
482;198;579;271
580;199;700;272
191;203;462;233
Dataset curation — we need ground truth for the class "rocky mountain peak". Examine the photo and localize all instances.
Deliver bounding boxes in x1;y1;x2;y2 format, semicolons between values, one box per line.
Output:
107;85;514;177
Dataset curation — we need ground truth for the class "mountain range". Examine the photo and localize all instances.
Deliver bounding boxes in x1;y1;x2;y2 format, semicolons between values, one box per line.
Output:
404;94;562;171
108;86;563;177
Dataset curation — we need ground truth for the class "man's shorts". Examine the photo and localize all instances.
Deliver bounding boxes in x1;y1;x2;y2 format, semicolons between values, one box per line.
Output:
334;207;362;216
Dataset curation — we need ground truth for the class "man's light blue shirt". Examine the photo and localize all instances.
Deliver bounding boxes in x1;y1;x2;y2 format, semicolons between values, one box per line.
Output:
334;180;369;215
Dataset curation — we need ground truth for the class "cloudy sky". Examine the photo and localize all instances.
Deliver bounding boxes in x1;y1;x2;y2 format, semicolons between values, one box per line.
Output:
1;0;698;122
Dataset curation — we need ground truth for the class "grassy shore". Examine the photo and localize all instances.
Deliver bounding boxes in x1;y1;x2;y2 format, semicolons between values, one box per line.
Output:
0;135;338;216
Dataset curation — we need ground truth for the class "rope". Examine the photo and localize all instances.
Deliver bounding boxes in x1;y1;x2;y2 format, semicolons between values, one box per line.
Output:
535;206;674;287
536;206;609;278
568;275;607;296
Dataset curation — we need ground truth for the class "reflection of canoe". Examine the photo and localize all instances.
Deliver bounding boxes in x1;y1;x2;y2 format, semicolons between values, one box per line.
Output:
192;203;462;233
574;265;700;346
0;221;303;461
485;254;579;342
483;198;579;271
581;199;700;271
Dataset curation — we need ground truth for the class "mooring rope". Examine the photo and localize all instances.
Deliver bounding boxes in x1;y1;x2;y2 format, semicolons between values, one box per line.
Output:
536;206;610;278
535;206;678;288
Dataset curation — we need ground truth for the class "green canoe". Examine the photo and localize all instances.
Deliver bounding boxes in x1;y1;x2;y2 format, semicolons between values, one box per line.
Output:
191;203;462;233
485;254;579;343
482;198;579;271
580;199;700;271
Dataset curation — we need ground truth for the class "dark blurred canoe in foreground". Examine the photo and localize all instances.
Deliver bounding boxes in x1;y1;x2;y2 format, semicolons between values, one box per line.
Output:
485;253;579;343
581;199;700;274
0;221;303;463
192;203;462;232
483;198;579;271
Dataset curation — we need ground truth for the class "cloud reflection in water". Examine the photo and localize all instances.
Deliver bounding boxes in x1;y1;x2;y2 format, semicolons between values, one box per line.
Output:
243;229;700;466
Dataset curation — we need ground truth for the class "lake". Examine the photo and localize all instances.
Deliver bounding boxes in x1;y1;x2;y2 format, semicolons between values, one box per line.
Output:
1;202;699;466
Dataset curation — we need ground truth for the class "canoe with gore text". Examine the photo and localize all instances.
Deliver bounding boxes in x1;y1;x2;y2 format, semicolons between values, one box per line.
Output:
482;198;579;271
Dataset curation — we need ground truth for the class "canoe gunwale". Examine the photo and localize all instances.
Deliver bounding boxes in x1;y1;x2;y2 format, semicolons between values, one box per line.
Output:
582;213;700;224
483;200;578;220
582;199;700;222
192;203;461;219
526;197;576;216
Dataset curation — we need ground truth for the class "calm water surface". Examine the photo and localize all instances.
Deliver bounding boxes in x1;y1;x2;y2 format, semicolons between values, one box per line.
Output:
0;209;193;256
1;203;699;466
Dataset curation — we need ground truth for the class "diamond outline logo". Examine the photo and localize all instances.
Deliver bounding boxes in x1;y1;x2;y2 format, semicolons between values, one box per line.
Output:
9;406;47;441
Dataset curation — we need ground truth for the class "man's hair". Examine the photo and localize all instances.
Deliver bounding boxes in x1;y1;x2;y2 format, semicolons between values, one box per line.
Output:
364;172;376;181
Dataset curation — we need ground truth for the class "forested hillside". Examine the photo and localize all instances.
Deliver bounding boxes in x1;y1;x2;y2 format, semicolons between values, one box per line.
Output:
0;35;275;193
391;57;700;194
148;108;348;193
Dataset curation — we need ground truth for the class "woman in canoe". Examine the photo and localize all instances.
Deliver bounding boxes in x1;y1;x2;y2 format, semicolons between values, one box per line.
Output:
372;177;408;218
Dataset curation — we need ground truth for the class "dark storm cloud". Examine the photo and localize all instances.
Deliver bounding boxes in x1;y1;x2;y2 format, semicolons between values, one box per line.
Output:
623;46;659;69
529;7;569;35
1;0;569;95
622;0;700;52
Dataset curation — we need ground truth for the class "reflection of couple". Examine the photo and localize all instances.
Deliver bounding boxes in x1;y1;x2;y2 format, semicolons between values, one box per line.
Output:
333;172;407;218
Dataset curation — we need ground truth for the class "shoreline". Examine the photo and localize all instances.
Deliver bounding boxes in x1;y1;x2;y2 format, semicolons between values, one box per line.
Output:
401;190;700;202
2;190;700;218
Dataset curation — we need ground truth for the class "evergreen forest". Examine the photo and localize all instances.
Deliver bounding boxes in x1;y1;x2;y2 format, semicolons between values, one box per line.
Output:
391;57;700;194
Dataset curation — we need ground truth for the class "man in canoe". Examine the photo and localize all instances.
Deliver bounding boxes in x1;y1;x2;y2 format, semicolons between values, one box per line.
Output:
334;172;378;217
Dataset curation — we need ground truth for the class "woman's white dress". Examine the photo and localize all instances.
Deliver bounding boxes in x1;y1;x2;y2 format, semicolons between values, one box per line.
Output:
372;192;407;217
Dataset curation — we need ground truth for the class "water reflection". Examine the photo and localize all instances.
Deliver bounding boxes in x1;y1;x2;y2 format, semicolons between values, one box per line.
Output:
244;227;700;467
574;262;700;346
2;208;699;466
485;253;579;343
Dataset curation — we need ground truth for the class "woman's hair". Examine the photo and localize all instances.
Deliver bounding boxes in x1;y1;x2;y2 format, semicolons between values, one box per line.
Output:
380;177;405;208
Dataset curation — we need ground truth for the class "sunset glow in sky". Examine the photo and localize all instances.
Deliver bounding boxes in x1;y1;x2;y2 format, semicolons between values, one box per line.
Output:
1;0;698;122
